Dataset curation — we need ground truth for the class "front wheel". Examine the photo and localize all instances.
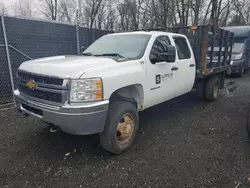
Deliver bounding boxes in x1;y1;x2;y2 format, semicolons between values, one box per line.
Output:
99;101;139;154
238;64;244;77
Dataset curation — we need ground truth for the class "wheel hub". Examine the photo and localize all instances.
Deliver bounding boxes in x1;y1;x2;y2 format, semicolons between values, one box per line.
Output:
213;84;219;98
116;114;134;144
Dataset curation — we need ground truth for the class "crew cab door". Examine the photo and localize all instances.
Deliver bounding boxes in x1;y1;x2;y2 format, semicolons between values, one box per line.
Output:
144;35;176;107
172;36;196;96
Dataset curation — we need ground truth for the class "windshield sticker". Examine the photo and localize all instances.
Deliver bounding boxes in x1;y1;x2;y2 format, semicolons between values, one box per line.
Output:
156;73;173;84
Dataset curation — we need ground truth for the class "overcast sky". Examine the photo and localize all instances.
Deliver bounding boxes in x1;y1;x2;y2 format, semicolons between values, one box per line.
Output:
1;0;19;15
0;0;43;18
0;0;15;7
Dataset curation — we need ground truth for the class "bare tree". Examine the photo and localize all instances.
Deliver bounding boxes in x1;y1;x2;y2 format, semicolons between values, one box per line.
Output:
173;0;192;26
40;0;59;20
103;1;116;30
59;0;77;23
233;0;250;25
96;2;106;29
6;0;247;30
198;0;233;26
0;3;7;16
219;0;233;26
201;1;212;24
192;0;203;25
116;0;147;31
82;0;103;29
13;0;32;17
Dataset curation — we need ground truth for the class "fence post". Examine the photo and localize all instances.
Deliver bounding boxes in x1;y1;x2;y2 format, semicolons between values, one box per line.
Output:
1;16;16;106
76;8;80;55
76;25;80;55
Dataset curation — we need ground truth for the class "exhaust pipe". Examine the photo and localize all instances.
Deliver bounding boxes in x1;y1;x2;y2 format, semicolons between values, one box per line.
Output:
49;126;60;133
22;113;29;118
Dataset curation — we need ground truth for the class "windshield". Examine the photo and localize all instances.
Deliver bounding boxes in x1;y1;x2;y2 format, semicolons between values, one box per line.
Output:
83;34;151;60
232;42;244;53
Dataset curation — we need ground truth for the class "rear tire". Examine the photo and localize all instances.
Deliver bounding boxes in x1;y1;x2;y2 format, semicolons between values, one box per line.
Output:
196;80;205;99
205;76;220;101
99;101;139;154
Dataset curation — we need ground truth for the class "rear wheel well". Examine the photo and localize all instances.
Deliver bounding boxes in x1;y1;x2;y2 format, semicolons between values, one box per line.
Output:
195;72;225;90
110;85;144;111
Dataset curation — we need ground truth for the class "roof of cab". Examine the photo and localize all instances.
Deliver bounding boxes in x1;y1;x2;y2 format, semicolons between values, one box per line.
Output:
223;26;250;38
108;31;153;36
107;30;183;37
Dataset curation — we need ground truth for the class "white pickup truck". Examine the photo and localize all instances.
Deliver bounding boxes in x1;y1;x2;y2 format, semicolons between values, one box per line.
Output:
14;26;234;154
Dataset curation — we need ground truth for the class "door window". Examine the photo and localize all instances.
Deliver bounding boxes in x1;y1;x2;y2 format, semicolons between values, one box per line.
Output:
173;37;191;60
150;36;171;64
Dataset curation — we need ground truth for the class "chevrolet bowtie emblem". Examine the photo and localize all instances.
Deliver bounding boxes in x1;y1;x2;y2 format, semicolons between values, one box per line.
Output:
26;80;36;89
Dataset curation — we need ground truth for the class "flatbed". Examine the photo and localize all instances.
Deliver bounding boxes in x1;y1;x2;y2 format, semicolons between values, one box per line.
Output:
168;26;234;77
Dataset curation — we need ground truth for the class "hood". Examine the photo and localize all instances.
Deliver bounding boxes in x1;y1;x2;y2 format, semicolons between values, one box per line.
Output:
19;55;117;78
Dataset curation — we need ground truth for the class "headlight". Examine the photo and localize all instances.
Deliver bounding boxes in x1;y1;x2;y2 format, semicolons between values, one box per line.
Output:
234;53;243;60
70;78;103;102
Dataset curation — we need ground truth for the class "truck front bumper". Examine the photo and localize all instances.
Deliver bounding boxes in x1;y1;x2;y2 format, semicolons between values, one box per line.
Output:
14;90;109;135
230;59;244;74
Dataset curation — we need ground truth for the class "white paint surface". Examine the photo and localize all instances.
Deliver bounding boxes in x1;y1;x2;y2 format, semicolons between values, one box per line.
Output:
18;31;197;110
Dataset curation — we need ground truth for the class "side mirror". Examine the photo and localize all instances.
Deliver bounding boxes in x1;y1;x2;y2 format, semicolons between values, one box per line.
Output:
158;46;176;63
150;45;176;64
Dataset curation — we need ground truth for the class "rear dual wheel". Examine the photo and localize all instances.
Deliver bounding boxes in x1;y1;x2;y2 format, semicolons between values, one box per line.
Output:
205;76;220;101
196;76;220;101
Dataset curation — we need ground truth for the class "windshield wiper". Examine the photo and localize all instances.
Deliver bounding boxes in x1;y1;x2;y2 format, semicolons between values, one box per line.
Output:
81;52;94;56
95;53;125;58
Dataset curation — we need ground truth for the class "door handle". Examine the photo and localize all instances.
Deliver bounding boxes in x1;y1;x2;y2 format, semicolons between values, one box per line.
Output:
189;64;195;67
171;67;179;71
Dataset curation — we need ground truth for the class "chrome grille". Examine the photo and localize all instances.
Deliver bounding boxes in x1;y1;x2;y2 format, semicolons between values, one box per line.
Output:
18;84;63;103
17;70;68;104
18;71;64;86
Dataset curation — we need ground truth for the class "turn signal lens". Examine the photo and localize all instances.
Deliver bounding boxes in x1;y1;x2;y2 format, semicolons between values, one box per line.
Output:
96;79;102;89
96;90;103;100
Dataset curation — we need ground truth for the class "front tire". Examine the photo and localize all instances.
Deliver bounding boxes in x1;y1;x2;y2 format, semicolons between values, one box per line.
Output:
238;64;244;77
99;101;139;154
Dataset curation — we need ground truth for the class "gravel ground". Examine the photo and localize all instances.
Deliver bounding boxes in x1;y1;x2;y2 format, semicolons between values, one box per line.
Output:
1;73;250;188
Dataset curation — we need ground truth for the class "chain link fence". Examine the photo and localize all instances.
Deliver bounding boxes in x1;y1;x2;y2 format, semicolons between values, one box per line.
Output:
0;16;112;109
